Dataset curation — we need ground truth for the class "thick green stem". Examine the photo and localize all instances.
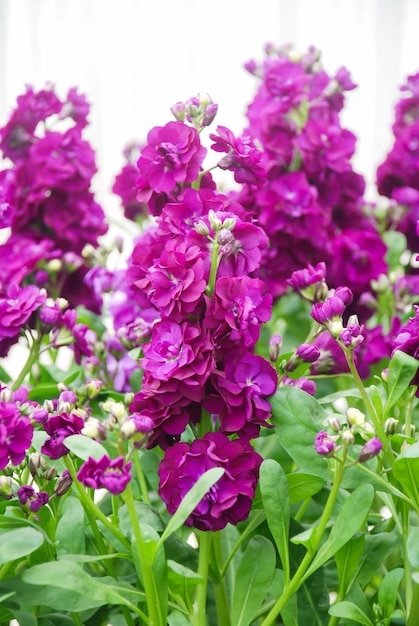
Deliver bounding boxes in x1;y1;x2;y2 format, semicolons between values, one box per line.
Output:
12;332;43;391
132;448;151;505
344;350;393;465
260;453;347;626
192;531;212;626
211;532;231;626
402;503;413;617
206;233;220;296
124;482;164;626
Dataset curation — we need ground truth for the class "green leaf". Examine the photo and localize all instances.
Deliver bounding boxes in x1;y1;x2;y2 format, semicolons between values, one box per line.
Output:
156;467;224;549
271;569;298;626
303;484;374;580
270;387;329;479
167;611;194;626
407;526;419;569
55;497;86;558
335;534;364;596
63;433;108;461
287;472;325;503
0;365;11;383
167;559;203;610
21;561;144;612
260;460;290;577
393;442;419;506
378;567;403;619
328;600;375;625
384;350;419;416
354;533;400;587
383;230;407;271
231;535;276;626
0;527;45;566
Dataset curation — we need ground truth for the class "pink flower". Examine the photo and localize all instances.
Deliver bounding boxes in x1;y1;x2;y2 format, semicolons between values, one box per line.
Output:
136;121;206;194
210;125;266;185
77;455;132;495
0;402;34;470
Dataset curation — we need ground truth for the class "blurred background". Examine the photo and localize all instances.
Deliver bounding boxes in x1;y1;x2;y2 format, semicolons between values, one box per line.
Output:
1;0;419;212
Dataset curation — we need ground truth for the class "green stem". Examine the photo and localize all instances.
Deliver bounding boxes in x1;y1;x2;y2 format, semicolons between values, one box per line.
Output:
124;482;164;626
132;448;151;505
260;452;348;626
64;457;130;551
192;531;212;626
12;332;43;390
407;583;419;626
402;503;413;617
206;233;220;296
219;510;265;579
71;613;83;626
211;532;231;626
344;350;392;464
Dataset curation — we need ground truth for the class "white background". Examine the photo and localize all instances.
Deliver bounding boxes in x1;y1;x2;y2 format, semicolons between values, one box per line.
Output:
1;0;419;212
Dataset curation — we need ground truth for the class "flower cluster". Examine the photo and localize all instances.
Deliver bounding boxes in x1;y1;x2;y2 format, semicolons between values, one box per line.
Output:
0;84;108;318
126;96;276;529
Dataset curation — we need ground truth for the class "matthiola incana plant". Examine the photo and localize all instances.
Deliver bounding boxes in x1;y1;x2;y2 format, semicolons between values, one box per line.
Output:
2;44;419;626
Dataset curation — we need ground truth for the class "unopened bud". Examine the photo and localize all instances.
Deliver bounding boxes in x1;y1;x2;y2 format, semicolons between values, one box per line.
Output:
269;335;282;362
384;417;399;435
342;429;355;445
201;102;218;127
47;259;62;273
85;379;103;400
358;437;383;463
0;388;12;403
82;418;107;440
328;416;342;433
195;221;210;237
28;452;43;477
120;420;137;440
347;408;365;428
222;217;236;231
171;101;186;122
0;476;13;499
208;209;223;232
45;466;57;481
54;470;73;497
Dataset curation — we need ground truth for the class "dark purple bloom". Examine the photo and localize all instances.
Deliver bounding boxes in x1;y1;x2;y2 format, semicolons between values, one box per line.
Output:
315;430;336;456
0;402;33;469
77;455;132;495
146;237;209;320
41;412;85;459
280;376;316;395
358;437;383;463
136;121;206;194
158;432;262;531
206;276;272;349
208;353;277;437
141;319;214;403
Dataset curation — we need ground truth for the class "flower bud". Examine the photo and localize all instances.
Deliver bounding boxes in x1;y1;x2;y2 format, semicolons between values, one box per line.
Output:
384;417;399;435
347;408;365;428
342;429;355;445
269;335;282;362
0;476;13;500
85;379;103;400
296;343;321;364
120;419;137;440
314;430;337;456
195;221;210;237
28;452;43;477
47;259;62;273
328;416;342;433
0;387;12;403
222;217;236;231
358;437;383;463
171;101;186;121
208;209;223;232
54;470;73;497
82;418;107;441
45;466;57;481
201;102;218;127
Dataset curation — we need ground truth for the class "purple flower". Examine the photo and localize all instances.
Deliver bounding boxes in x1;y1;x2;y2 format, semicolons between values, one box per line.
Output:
130;392;200;449
0;402;34;469
210;125;266;185
287;262;327;302
41;412;85;459
146;237;209;320
296;343;321;363
315;430;336;456
392;306;419;391
17;485;49;512
206;276;272;349
158;432;262;531
358;437;383;463
141;319;214;403
311;295;346;326
136;121;206;194
209;353;277;438
0;283;46;342
77;455;132;495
